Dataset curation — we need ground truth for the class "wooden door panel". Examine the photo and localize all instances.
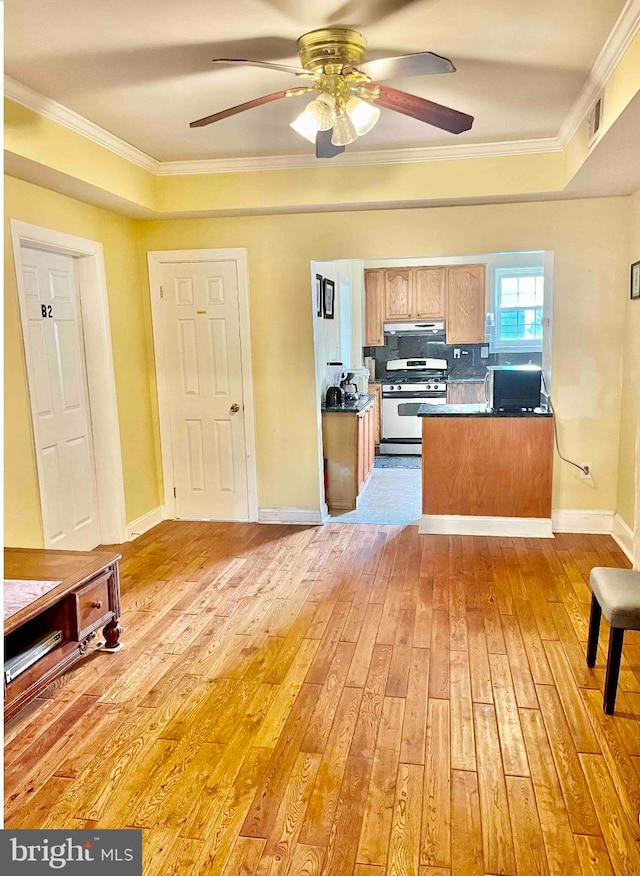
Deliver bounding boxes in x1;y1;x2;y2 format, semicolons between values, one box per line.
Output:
414;267;445;318
384;269;413;320
364;270;385;346
446;265;486;344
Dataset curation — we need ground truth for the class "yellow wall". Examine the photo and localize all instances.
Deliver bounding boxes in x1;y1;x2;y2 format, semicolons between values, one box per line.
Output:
4;175;632;538
4;100;157;211
138;196;629;514
617;188;640;531
4;176;160;546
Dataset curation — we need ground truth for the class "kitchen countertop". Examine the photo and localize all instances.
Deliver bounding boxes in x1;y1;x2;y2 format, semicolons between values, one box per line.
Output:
322;394;376;415
418;403;552;417
446;376;486;383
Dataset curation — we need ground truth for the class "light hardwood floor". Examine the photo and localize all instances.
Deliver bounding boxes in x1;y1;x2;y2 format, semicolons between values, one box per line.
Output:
5;521;640;876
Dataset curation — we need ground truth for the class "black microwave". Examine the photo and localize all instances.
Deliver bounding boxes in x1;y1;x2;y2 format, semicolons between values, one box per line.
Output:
486;366;542;412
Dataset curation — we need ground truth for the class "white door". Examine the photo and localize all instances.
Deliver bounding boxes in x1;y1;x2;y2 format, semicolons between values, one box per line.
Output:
18;246;101;550
158;260;249;520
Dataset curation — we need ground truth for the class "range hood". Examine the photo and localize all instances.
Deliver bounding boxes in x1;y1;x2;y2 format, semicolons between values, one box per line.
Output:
384;321;445;336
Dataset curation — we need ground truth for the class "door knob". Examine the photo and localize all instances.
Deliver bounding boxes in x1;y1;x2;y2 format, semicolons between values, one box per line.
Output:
230;403;240;413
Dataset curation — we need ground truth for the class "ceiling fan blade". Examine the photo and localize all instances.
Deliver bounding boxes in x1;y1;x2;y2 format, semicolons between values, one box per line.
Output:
316;129;346;159
354;51;455;80
190;88;311;128
211;58;309;76
373;84;473;134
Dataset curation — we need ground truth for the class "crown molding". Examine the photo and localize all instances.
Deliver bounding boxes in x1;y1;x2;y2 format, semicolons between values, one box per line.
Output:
5;1;640;177
4;76;160;173
156;137;561;175
558;0;640;147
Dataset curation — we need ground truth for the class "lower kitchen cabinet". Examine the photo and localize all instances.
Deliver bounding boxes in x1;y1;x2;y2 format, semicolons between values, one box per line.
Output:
322;399;376;511
370;384;382;445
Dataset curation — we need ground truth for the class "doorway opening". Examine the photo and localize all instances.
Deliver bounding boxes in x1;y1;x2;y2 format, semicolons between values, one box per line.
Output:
312;252;553;526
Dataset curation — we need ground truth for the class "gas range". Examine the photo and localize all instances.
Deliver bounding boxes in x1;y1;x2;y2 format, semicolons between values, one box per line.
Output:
380;358;447;454
384;381;446;395
382;357;447;395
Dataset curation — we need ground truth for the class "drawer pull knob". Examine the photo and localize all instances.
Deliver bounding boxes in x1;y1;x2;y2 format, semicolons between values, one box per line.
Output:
91;600;103;609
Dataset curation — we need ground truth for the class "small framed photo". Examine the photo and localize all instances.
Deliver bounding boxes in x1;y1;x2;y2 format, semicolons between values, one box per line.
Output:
315;273;324;317
631;261;640;300
323;278;335;319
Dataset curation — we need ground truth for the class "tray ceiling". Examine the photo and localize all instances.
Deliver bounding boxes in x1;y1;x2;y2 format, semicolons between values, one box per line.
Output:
4;0;629;162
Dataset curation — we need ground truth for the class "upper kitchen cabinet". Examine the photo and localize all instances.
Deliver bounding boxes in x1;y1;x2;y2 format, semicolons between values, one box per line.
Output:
414;267;446;319
364;269;385;346
446;264;486;344
384;269;413;319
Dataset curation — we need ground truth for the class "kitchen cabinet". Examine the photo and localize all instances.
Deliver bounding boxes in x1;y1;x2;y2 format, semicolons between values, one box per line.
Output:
364;264;483;343
446;264;486;344
384;269;413;319
322;399;376;511
414;266;446;319
447;380;486;405
364;270;385;346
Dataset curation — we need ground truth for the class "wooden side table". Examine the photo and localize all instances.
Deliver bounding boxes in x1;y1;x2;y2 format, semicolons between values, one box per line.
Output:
4;548;122;720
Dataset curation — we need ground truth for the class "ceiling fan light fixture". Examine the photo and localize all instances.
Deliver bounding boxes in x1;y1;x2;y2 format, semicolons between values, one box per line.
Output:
346;96;380;136
290;107;320;143
307;93;336;131
331;111;358;146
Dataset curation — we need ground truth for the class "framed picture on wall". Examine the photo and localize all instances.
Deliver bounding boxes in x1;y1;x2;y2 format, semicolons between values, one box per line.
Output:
315;274;324;316
323;278;335;319
631;261;640;300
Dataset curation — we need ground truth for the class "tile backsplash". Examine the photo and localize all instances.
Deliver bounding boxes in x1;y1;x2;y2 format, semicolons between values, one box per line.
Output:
364;335;541;381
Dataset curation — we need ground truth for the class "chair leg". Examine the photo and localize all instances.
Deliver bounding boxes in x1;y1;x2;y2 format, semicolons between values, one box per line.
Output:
603;627;625;715
586;594;602;668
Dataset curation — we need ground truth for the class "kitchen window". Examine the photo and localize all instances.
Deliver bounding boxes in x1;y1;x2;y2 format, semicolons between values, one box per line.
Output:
489;266;543;352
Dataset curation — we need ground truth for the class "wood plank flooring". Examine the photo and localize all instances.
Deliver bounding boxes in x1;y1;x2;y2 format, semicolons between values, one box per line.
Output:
5;521;640;876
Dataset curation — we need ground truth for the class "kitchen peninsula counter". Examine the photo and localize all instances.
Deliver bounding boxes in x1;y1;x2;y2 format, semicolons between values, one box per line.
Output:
418;405;554;537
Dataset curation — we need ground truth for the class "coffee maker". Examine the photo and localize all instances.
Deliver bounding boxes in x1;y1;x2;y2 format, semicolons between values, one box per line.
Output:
325;362;345;407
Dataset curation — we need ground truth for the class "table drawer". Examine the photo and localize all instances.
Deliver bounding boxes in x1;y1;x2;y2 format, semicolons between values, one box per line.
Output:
75;573;113;637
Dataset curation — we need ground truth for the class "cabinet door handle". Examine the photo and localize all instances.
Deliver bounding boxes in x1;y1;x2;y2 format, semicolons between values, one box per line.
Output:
91;600;103;609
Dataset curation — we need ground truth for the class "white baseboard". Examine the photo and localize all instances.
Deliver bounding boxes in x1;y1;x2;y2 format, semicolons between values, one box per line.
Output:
551;509;615;534
612;513;634;563
258;507;325;525
126;506;165;540
419;514;554;538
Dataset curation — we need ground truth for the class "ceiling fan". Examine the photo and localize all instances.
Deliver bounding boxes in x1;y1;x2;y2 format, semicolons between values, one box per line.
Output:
190;27;474;158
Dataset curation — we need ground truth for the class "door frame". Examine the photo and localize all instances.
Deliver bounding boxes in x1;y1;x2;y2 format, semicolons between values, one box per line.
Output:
10;219;128;546
147;248;258;522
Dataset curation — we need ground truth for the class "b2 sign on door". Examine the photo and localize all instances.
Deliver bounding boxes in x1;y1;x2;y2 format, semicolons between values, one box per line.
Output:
41;304;53;318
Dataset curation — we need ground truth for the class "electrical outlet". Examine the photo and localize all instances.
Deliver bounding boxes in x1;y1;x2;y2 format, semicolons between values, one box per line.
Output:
453;348;461;359
480;346;489;359
580;464;592;479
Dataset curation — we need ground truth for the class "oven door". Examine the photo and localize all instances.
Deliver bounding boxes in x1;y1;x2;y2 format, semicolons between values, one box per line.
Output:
381;396;445;440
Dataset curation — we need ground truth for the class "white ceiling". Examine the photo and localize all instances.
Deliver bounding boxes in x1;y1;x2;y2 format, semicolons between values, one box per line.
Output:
3;0;629;162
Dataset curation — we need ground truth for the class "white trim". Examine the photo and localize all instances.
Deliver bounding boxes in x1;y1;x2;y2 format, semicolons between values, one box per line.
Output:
419;514;554;538
551;509;615;534
127;506;165;541
157;138;561;175
558;0;640;147
147;248;258;522
612;513;634;562
4;77;158;173
9;220;128;545
258;507;325;525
